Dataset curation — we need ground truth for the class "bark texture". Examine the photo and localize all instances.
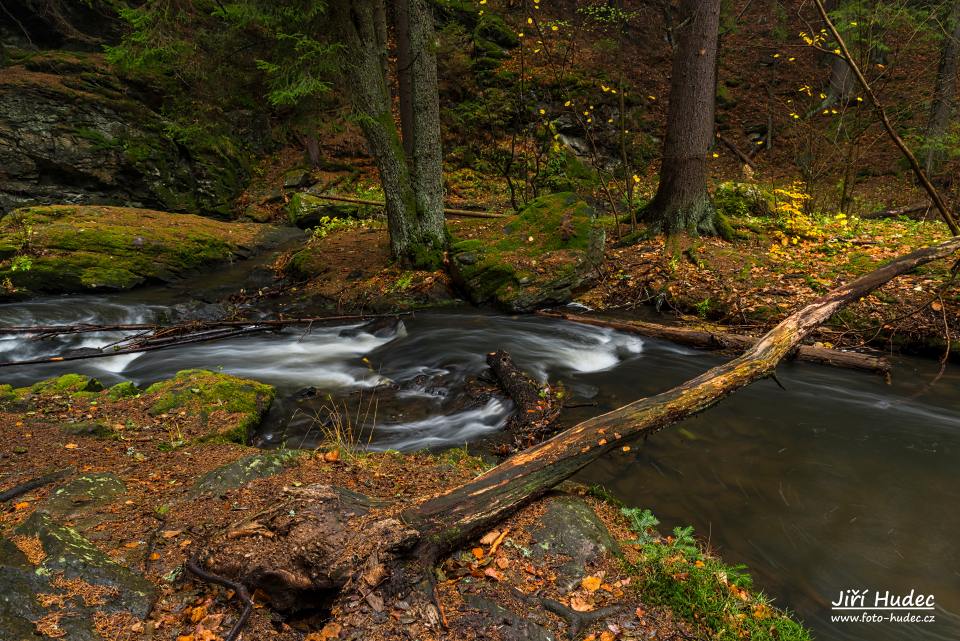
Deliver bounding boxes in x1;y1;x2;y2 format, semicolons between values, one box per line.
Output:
643;0;722;236
329;0;445;267
925;1;960;176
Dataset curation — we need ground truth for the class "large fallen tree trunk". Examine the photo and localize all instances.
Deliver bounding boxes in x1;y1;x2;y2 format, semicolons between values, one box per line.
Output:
196;235;960;638
536;310;891;376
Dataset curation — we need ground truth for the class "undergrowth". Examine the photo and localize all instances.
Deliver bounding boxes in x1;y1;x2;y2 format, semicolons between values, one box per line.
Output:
622;507;811;641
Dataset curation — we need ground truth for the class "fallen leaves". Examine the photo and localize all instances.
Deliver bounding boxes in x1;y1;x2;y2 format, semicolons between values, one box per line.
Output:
581;575;603;592
569;594;594;612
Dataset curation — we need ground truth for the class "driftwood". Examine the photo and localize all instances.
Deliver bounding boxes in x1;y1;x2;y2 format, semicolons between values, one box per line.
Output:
0;313;410;368
309;193;507;219
537;311;891;376
486;350;561;446
192;235;960;639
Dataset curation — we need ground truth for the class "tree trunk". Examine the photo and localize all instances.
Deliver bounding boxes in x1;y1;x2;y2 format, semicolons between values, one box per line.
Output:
642;0;723;236
406;0;446;265
395;0;415;159
924;1;960;177
329;1;446;268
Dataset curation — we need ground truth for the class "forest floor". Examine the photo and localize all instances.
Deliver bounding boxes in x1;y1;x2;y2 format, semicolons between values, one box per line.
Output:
0;371;809;641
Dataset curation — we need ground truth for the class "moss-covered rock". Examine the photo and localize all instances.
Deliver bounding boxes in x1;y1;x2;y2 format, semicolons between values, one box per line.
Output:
0;205;275;297
190;449;305;496
107;381;140;400
42;473;126;519
286;192;363;228
713;181;774;219
27;373;103;395
144;369;275;444
450;192;605;312
0;512;155;641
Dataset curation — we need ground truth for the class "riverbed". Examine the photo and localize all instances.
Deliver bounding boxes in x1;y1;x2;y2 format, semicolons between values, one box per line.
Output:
1;291;957;641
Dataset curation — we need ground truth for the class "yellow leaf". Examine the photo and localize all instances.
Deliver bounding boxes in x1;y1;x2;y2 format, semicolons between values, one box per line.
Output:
581;575;602;592
479;530;500;546
14;501;30;510
190;606;208;623
64;443;79;449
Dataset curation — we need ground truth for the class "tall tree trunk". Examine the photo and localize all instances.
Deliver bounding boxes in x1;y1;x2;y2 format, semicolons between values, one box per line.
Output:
395;0;415;159
329;0;446;267
925;0;960;177
406;0;446;264
642;0;723;236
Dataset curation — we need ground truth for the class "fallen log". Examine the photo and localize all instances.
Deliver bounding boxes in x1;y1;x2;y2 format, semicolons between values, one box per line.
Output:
536;311;891;376
860;202;931;221
194;235;960;638
308;193;507;219
0;467;73;503
716;132;757;169
486;349;561;447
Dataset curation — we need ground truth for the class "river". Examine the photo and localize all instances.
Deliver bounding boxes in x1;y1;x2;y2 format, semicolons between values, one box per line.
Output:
1;290;957;641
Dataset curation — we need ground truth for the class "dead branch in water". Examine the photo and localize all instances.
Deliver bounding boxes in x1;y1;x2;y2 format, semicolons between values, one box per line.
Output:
537;311;891;376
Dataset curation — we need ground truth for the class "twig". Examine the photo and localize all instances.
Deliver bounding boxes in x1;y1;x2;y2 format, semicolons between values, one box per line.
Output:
185;553;253;641
308;193;506;219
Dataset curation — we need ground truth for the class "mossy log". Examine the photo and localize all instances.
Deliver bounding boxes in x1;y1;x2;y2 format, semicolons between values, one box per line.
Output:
536;311;891;376
195;235;960;638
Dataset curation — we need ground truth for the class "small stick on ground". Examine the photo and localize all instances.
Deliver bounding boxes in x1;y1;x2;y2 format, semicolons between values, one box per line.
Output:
185;553;253;641
0;467;73;503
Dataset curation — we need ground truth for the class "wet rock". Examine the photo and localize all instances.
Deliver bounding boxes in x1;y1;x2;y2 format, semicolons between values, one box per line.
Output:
461;594;557;641
42;473;125;519
339;317;403;338
60;420;116;438
0;52;249;217
190;449;306;496
529;494;621;591
0;512;155;641
450;192;605;312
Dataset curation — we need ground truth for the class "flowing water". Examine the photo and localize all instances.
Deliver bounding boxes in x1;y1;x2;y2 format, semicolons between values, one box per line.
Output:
1;290;958;641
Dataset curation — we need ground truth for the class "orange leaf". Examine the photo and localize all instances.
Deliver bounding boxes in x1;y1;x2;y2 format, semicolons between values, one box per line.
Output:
635;607;646;618
13;501;30;510
483;566;504;581
569;595;593;612
190;606;208;623
323;450;340;463
471;547;484;560
64;443;79;449
581;575;602;592
600;632;616;641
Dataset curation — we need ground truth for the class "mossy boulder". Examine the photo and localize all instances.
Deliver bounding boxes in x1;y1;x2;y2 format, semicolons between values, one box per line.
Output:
450;192;605;312
144;369;275;444
286;192;363;228
713;181;774;219
42;473;126;519
107;381;139;400
0;205;276;298
26;373;103;396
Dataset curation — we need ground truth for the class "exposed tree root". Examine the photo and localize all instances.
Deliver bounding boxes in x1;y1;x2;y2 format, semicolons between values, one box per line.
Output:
185;553;253;641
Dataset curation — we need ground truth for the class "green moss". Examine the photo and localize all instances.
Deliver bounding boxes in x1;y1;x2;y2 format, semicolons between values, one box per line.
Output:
145;369;275;444
0;205;268;298
28;374;103;396
449;193;605;311
107;381;140;400
0;384;15;407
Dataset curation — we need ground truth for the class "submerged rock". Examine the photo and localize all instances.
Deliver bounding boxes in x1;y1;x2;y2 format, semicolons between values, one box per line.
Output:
0;205;277;298
450;192;605;312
